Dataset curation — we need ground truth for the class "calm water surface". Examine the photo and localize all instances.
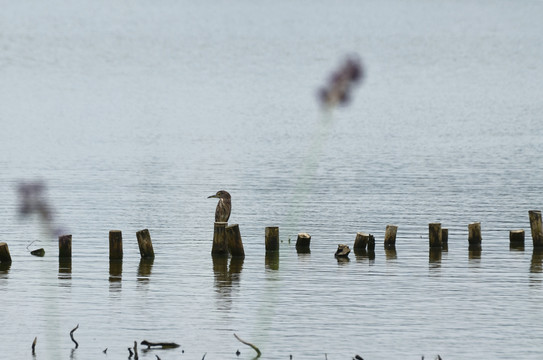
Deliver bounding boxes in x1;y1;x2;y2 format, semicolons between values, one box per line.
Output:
1;1;543;359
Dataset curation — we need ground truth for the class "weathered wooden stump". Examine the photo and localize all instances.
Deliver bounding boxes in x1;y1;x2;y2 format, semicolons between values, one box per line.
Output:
354;232;369;251
0;242;12;263
510;229;525;249
441;228;449;250
109;230;123;260
468;222;482;250
226;224;245;258
384;225;398;249
59;234;72;258
212;222;228;256
428;223;442;249
335;244;351;257
529;210;543;248
296;233;311;253
265;226;279;252
136;229;155;258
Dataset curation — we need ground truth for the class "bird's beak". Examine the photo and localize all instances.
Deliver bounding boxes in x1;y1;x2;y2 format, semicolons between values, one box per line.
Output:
208;194;218;198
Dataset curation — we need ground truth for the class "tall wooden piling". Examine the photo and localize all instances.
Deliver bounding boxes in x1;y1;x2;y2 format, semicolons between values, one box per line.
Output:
441;228;449;250
384;225;397;249
0;242;12;263
226;224;245;258
468;222;482;250
354;232;369;251
296;233;311;253
109;230;123;260
265;226;279;252
529;210;543;248
428;223;442;249
58;234;72;258
136;229;155;258
212;222;228;256
367;234;376;252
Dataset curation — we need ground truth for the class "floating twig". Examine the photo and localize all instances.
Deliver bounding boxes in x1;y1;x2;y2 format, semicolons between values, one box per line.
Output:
140;340;180;349
70;324;79;348
155;355;161;360
32;337;37;355
128;347;133;358
103;348;108;354
234;333;261;358
134;341;139;360
202;352;207;360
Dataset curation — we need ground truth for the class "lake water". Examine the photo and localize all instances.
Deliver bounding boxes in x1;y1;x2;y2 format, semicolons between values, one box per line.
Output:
1;0;543;359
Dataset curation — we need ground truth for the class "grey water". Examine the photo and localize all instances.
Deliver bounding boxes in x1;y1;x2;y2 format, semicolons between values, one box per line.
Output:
1;0;543;359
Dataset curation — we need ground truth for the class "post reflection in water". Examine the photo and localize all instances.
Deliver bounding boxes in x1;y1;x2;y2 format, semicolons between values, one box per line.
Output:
354;248;375;264
530;249;543;274
212;256;244;309
265;251;279;271
0;261;11;273
469;249;482;265
58;258;72;283
109;260;122;292
137;258;154;282
385;248;397;261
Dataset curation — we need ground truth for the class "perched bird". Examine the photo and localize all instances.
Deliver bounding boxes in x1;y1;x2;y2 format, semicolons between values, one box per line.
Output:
208;190;231;222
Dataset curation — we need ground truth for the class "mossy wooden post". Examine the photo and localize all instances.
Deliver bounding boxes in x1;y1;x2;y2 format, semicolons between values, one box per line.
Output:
529;210;543;248
0;242;12;263
265;226;279;252
212;222;228;256
354;232;369;251
384;225;397;249
510;229;525;249
441;228;449;250
226;224;245;258
428;223;442;249
136;229;155;258
109;230;123;260
468;222;482;250
296;233;311;253
59;234;72;258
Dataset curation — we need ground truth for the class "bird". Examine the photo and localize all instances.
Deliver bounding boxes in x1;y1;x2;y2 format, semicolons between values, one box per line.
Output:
207;190;231;222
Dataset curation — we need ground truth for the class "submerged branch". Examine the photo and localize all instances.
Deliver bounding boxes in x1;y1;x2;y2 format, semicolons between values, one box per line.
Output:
234;333;261;358
70;324;79;348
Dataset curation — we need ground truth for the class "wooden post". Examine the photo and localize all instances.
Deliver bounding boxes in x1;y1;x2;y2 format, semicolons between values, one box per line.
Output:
468;222;482;250
136;229;155;258
296;233;311;253
428;223;442;249
265;226;279;252
354;232;369;251
509;229;525;249
384;225;397;249
59;234;72;258
109;230;123;260
441;228;449;250
367;234;376;252
0;242;12;263
529;210;543;248
212;222;228;256
226;224;245;258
